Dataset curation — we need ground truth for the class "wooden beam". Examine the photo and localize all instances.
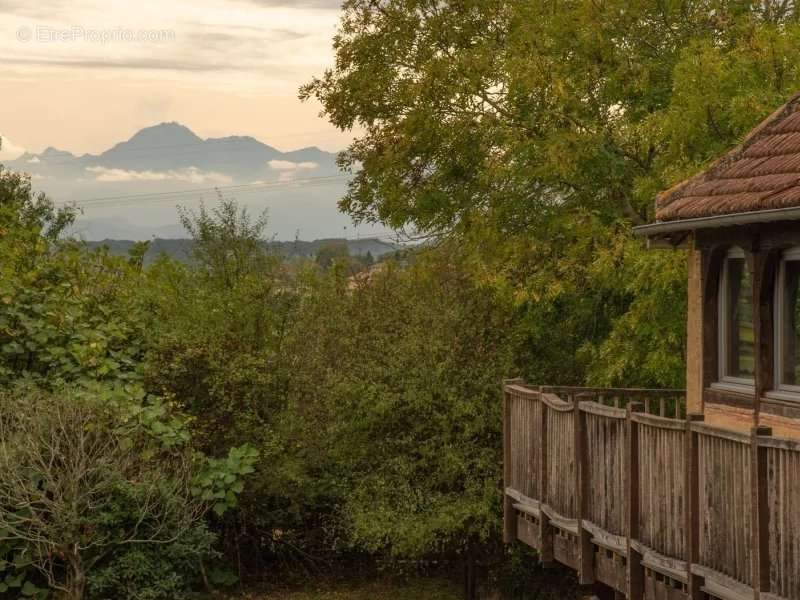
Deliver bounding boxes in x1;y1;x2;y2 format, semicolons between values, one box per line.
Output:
686;413;705;599
502;382;518;544
750;250;769;426
626;402;644;600
686;239;706;415
700;246;720;397
539;393;554;565
575;397;595;585
752;426;772;597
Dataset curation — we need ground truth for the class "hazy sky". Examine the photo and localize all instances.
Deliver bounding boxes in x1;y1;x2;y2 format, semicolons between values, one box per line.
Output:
0;0;351;158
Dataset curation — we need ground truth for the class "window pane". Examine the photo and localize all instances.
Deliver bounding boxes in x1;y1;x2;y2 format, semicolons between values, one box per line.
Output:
781;261;800;385
725;257;754;379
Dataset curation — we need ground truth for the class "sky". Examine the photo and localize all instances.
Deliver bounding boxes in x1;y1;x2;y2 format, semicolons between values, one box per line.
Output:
0;0;351;158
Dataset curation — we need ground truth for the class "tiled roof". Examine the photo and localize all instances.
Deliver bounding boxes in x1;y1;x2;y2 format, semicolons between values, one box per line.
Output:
656;93;800;221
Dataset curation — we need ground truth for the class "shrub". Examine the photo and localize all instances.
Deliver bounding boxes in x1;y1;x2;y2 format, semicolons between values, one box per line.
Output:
86;525;217;600
0;383;211;600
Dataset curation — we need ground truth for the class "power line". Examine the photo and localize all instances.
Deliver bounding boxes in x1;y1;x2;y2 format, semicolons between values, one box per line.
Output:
55;174;351;208
74;179;352;210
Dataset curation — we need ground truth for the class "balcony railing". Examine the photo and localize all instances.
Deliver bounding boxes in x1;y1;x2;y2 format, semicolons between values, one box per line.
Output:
502;381;800;600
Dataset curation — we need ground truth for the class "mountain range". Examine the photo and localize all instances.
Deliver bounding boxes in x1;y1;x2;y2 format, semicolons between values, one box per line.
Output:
8;122;339;183
2;123;381;241
86;237;401;266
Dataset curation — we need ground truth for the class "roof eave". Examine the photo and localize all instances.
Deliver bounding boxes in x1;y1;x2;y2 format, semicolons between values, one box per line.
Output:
634;206;800;241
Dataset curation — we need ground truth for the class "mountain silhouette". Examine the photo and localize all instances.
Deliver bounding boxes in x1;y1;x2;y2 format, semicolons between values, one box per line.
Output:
9;122;337;179
1;123;377;242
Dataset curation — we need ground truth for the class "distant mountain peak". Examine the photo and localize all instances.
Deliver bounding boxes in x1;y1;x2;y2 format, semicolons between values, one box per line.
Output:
121;122;203;149
41;147;75;159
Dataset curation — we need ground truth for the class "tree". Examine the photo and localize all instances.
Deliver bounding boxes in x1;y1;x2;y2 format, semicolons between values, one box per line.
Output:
0;166;74;242
303;1;800;235
301;0;800;395
286;248;520;593
0;385;208;600
315;241;350;269
178;197;272;289
0;168;144;388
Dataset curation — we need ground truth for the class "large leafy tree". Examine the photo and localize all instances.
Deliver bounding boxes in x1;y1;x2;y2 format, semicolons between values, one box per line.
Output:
303;0;800;234
302;0;800;394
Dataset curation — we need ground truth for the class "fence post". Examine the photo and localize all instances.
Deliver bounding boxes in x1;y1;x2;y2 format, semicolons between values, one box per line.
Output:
752;425;772;598
686;413;704;599
626;402;644;600
574;395;594;585
538;388;553;564
502;380;521;544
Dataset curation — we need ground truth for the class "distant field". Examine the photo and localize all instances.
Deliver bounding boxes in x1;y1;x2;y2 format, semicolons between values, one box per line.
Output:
230;578;461;600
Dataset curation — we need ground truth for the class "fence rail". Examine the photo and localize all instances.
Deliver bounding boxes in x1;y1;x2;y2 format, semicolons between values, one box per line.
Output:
502;382;800;600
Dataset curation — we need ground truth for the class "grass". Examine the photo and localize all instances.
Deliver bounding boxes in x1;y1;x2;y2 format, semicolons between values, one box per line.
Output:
229;577;461;600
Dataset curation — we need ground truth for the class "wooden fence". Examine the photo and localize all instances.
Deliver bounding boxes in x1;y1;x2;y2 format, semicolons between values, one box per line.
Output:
502;382;800;600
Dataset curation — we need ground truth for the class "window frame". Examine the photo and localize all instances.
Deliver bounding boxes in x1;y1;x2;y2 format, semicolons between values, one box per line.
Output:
714;246;756;392
771;246;800;400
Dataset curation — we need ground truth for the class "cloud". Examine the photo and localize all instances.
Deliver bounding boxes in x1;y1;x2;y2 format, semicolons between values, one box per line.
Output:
0;134;25;160
0;0;71;18
86;165;232;184
239;0;342;8
185;27;308;50
0;56;242;73
268;159;319;182
27;156;40;164
268;159;318;171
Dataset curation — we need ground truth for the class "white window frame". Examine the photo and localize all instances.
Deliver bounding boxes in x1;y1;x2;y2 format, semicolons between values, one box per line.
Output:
770;247;800;401
713;247;755;393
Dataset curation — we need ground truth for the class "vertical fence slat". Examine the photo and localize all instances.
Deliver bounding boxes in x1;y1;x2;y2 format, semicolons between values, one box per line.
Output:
638;421;686;562
575;398;593;586
626;403;644;599
767;440;800;599
539;396;553;563
687;414;704;600
502;382;518;544
752;426;771;595
696;429;752;586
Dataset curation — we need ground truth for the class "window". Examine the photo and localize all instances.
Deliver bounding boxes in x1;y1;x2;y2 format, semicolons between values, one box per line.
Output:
718;247;755;386
774;248;800;394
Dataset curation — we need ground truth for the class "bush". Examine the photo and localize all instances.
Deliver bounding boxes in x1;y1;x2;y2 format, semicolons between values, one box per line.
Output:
0;383;212;600
86;525;217;600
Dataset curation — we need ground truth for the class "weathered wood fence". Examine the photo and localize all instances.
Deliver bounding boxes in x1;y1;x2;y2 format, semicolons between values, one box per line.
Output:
502;382;800;600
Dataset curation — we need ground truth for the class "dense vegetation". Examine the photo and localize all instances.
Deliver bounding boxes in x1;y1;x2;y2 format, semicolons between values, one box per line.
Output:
4;1;800;598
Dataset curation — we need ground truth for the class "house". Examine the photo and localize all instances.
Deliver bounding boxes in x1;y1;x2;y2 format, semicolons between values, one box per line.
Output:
503;94;800;600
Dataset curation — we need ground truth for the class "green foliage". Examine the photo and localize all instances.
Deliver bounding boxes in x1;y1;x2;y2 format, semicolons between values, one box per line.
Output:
0;383;212;600
138;213;291;455
584;242;687;389
0;166;74;243
0;176;258;598
315;241;350;269
287;249;516;559
194;445;260;516
86;525;217;600
300;0;800;395
0;178;144;386
178;198;273;288
303;0;800;233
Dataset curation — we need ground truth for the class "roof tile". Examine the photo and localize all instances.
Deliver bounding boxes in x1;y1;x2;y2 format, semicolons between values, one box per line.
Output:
657;93;800;221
